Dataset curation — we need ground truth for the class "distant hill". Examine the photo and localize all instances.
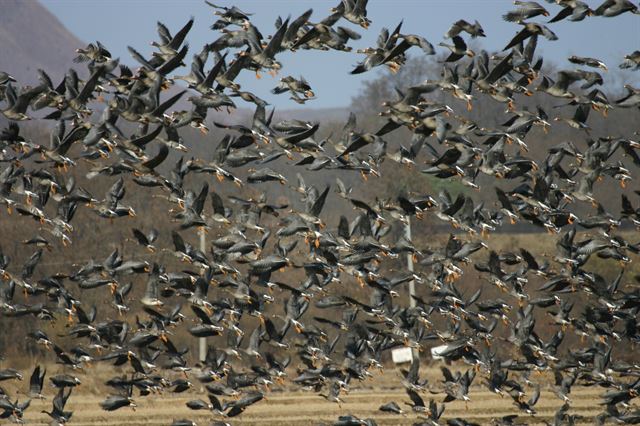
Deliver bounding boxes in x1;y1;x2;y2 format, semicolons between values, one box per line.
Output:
274;107;350;123
0;0;83;84
209;105;351;125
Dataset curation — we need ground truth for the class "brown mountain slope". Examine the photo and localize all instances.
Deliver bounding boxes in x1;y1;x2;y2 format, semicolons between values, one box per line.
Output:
0;0;83;83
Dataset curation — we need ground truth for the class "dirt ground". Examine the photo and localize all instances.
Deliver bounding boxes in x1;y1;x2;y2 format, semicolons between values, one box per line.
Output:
10;367;620;426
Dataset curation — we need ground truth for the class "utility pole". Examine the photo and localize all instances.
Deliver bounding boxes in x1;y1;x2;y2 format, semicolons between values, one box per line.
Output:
406;217;416;308
406;217;418;361
199;228;207;362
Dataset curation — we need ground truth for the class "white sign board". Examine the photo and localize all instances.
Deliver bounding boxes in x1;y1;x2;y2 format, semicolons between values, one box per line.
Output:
391;347;414;364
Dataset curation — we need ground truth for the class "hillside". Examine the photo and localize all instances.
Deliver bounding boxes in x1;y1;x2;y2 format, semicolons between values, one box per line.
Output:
0;0;83;84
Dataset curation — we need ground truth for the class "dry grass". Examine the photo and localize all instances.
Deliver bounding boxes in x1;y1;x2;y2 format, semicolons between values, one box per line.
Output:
15;389;604;426
4;366;633;425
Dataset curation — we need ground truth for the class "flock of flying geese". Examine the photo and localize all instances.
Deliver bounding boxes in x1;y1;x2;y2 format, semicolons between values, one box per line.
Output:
1;0;640;424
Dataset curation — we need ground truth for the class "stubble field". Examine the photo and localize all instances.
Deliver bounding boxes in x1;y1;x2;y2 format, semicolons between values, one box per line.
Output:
9;366;621;425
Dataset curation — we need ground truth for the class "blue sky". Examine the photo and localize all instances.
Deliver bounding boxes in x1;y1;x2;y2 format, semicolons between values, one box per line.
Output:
41;0;640;109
